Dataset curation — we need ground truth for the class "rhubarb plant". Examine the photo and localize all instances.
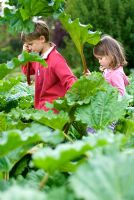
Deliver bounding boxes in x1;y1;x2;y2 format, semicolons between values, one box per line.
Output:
0;0;134;199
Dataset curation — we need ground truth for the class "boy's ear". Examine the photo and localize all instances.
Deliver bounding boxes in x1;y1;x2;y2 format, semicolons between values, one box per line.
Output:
40;35;46;42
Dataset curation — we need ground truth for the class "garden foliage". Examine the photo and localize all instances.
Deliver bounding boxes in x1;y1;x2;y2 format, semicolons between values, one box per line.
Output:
63;0;134;72
0;0;134;199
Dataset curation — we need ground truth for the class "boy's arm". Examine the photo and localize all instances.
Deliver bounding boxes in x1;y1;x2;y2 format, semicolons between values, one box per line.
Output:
54;56;77;90
21;62;35;85
21;43;35;84
21;62;35;75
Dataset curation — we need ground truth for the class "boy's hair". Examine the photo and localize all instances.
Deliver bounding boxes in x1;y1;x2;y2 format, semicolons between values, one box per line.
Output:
21;20;49;42
93;35;127;69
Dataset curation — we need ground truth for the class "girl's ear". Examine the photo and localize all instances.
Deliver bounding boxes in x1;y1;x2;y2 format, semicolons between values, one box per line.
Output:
40;35;46;42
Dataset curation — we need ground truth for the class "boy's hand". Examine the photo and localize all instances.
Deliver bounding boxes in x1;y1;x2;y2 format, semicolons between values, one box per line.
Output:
99;65;106;72
23;44;31;53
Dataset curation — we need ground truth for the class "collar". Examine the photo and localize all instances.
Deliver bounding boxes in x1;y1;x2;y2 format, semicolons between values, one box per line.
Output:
41;42;56;59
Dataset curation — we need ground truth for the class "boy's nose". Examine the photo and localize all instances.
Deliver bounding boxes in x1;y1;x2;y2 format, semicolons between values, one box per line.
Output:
28;46;32;51
28;46;33;52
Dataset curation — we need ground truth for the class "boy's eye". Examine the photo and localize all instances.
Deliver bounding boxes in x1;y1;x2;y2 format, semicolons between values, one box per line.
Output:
27;42;33;45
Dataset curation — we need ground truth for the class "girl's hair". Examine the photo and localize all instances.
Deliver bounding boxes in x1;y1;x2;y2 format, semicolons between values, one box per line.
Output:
93;35;127;68
21;20;49;42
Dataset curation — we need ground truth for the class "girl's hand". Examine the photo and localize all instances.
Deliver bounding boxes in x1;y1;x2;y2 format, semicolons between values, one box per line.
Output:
83;69;91;76
99;65;106;72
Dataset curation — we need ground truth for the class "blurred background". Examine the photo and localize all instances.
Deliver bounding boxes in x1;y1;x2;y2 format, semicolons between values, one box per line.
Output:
0;0;134;77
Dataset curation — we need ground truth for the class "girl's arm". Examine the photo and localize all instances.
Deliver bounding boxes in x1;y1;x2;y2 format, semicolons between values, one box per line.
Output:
110;72;126;96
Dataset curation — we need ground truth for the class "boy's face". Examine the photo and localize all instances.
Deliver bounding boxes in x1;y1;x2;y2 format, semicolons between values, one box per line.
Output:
24;36;45;54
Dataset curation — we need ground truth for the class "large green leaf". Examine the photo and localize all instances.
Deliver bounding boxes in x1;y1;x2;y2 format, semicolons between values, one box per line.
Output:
32;133;126;174
0;113;7;132
0;0;65;33
0;77;21;94
0;185;46;200
0;130;40;158
0;8;35;33
19;0;62;19
60;12;100;55
19;0;64;18
46;186;76;200
65;72;105;106
26;123;64;145
70;153;134;200
75;87;128;130
59;12;100;73
10;108;69;130
15;169;46;189
126;73;134;97
31;110;69;130
0;147;32;173
53;72;105;114
0;157;11;173
0;123;63;157
116;118;134;136
0;81;34;112
33;141;93;173
0;51;47;80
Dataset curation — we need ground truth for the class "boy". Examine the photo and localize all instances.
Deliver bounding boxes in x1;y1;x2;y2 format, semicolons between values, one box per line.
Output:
21;20;77;111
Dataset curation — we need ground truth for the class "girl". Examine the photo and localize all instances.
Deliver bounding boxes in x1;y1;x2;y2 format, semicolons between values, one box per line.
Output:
93;35;129;96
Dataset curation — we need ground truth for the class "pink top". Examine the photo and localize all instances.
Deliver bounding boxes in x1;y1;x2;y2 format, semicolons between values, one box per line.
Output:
103;66;129;96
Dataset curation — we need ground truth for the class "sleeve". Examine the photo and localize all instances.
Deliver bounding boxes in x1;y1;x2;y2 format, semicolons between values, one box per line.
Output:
110;72;126;96
53;55;77;90
21;62;35;75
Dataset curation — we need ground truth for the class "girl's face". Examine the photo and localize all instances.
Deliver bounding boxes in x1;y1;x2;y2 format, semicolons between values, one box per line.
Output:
95;55;111;69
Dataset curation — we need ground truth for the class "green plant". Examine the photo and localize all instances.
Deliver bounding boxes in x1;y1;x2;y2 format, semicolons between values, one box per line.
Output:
0;1;134;199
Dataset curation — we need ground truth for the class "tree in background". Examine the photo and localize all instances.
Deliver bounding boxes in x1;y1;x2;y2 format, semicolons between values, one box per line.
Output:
0;0;134;75
58;0;134;73
0;25;22;64
0;2;22;63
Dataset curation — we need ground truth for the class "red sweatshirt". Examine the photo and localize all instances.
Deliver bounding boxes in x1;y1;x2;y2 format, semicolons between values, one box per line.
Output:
22;47;77;111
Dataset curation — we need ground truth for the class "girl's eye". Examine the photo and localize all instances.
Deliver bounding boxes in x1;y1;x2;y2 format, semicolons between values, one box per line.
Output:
96;57;102;60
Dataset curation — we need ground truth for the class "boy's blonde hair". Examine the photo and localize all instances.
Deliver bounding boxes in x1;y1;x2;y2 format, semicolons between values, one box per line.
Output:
21;20;49;42
93;35;127;69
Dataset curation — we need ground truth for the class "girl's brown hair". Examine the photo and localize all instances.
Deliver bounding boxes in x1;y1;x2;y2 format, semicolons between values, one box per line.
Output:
93;35;127;69
21;20;49;42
